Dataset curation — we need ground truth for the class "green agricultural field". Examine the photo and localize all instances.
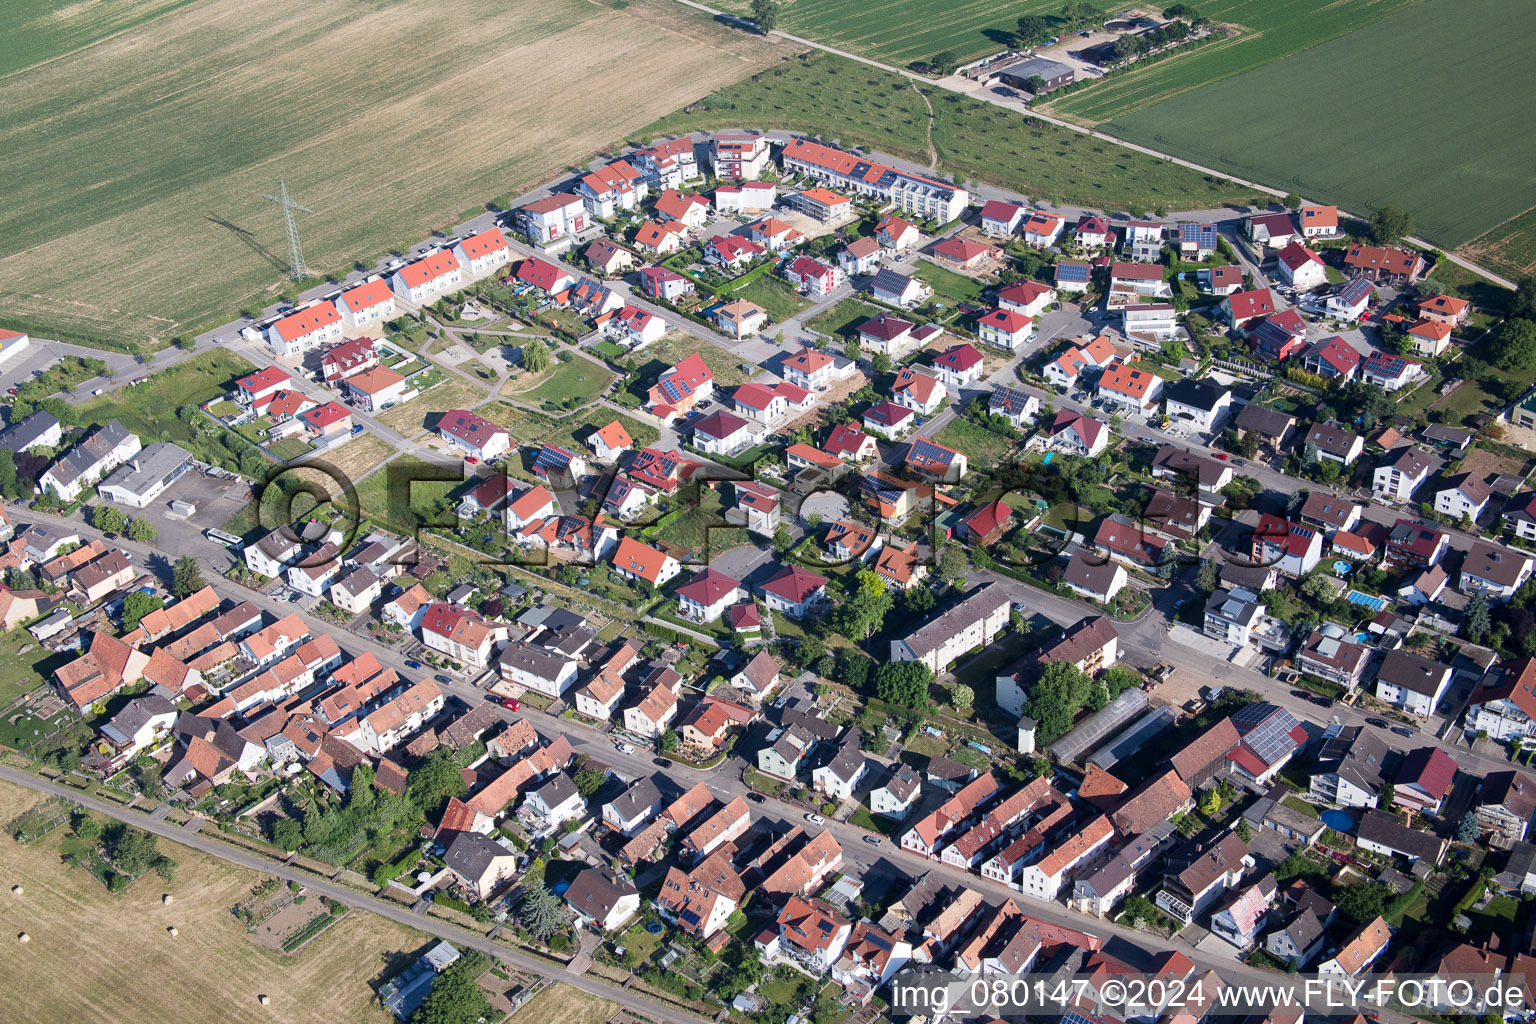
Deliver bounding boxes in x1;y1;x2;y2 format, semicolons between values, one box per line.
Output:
1044;0;1423;124
639;54;1251;213
0;0;785;348
1050;0;1536;264
714;0;1114;67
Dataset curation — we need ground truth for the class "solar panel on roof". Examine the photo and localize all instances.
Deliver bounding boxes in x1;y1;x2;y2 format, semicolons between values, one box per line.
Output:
1235;703;1300;766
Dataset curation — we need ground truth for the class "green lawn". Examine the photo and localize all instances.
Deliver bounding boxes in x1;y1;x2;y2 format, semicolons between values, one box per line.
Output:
730;274;811;323
1068;0;1536;256
935;416;1021;467
913;259;987;307
805;298;884;339
503;358;614;412
651;486;750;561
0;629;73;709
268;437;313;462
637;53;1252;213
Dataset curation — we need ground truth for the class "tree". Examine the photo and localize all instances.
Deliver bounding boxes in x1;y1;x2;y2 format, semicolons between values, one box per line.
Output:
874;661;933;709
1303;440;1320;469
1455;810;1480;843
1465;588;1491;644
172;555;206;598
750;0;778;32
1283;192;1301;210
126;517;159;543
1380;782;1395;809
408;952;493;1024
519;881;566;939
575;767;606;800
1235;817;1253;843
1025;74;1047;94
91;505;127;534
120;591;164;632
139;763;163;800
1024;660;1093;745
832;569;893;640
271;817;303;852
661;730;679;751
1199;790;1221;816
521;339;551;374
1369;206;1413;245
938;544;967;583
1197;555;1220;593
837;652;870;691
0;450;16;500
1492;319;1536;371
928;51;958;75
904;586;936;616
772;525;794;555
1060;1;1097;29
112;827;159;875
1015;14;1050;45
1155;542;1179;582
1333;880;1390;924
951;683;974;714
1286;487;1311;519
408;749;468;815
72;813;101;842
871;352;892;375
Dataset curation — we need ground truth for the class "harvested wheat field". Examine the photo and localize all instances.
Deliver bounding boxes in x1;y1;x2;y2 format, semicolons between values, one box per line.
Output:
0;780;425;1024
0;0;786;348
511;983;622;1024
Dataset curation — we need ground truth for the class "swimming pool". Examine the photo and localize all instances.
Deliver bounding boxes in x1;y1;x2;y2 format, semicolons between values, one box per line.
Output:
1332;560;1353;574
1345;590;1389;612
1320;809;1355;833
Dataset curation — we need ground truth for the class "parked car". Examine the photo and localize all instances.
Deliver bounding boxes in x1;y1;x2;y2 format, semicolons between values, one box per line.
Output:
498;697;521;710
1392;726;1415;737
1291;689;1310;699
614;741;635;755
1214;452;1230;461
653;757;671;768
1310;695;1330;707
804;813;825;825
1366;718;1388;728
746;792;766;804
862;836;882;846
404;659;422;669
434;674;452;684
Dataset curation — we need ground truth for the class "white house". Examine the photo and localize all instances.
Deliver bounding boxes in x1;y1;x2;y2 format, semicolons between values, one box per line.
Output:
451;227;512;276
40;420;141;502
996;280;1056;319
975;308;1034;352
266;303;344;358
1163;378;1232;434
1275;242;1328;292
1435;474;1491;522
1374;649;1453;718
675;569;744;623
1373;447;1434;503
438;409;511;461
390;250;463;305
334;279;398;330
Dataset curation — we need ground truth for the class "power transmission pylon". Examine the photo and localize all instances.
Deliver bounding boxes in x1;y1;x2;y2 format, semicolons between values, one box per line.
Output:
259;180;316;281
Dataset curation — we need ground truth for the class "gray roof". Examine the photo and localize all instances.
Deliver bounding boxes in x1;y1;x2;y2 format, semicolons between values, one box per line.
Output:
821;740;865;783
331;564;380;596
881;763;922;802
895;582;1007;660
605;776;661;821
98;442;192;498
1064;550;1122;596
565;865;637;921
1377;649;1451;696
534;772;581;808
101;694;177;746
497;641;573;683
1314;724;1391;795
1164;378;1229;412
997;55;1073;81
47;419;135;488
1235;403;1294;438
0;411;60;453
1357;808;1446;863
444;832;515;880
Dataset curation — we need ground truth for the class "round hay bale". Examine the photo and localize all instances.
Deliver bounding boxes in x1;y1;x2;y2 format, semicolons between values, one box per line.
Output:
167;926;178;937
17;932;29;944
162;893;173;904
259;994;271;1007
10;885;21;896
